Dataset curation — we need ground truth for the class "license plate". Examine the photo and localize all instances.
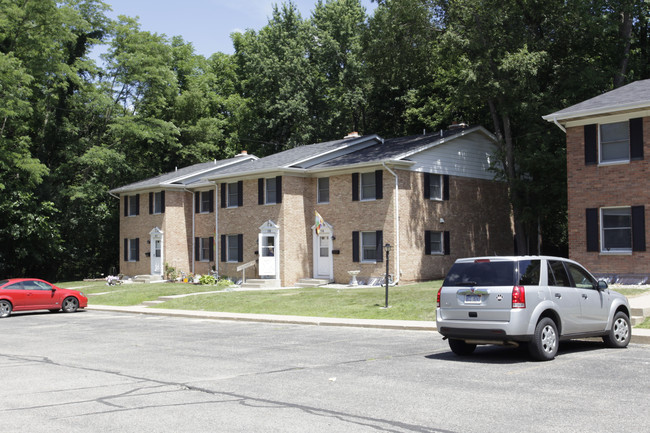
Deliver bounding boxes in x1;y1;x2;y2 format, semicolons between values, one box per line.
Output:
465;294;481;303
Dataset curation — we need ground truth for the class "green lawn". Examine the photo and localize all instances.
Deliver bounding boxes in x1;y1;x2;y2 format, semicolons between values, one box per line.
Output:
56;280;231;306
151;282;441;321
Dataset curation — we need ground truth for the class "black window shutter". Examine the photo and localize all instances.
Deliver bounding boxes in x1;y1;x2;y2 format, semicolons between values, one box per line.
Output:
221;184;226;208
443;175;450;201
425;230;431;255
124;238;128;261
208;191;214;213
195;237;200;261
375;170;383;200
352;173;359;201
276;176;282;203
632;205;646;251
124;196;128;217
237;234;243;262
352;231;360;262
135;194;140;215
630;117;644;161
424;173;431;199
444;231;450;255
584;124;598;165
258;178;264;205
586;208;599;252
209;237;214;261
195;191;200;213
237;181;243;207
161;191;165;213
376;230;383;262
135;238;140;261
220;235;226;262
149;192;153;214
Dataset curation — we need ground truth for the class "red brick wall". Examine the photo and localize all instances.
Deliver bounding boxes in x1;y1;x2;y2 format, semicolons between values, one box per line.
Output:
566;117;650;274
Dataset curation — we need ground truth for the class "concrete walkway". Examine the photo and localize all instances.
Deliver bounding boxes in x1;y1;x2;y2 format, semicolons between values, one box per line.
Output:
86;288;650;344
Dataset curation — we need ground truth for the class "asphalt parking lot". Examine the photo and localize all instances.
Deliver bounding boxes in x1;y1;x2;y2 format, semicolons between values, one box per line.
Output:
2;310;649;433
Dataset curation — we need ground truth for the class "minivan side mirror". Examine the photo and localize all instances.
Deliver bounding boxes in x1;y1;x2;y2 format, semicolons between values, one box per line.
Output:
597;280;608;290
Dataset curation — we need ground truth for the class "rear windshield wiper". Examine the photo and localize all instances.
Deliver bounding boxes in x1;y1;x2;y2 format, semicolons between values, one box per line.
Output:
451;281;479;286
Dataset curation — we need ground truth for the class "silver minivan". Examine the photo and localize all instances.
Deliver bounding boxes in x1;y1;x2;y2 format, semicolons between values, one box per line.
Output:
436;256;632;360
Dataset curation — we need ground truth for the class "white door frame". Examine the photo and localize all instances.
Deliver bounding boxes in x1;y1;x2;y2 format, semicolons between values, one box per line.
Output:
312;221;333;281
149;227;164;276
258;220;280;278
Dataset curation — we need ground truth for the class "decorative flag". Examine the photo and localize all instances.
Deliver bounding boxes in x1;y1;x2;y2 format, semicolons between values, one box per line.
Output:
315;211;324;235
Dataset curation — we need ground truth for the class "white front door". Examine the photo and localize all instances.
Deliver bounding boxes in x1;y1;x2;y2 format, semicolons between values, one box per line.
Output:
258;233;277;277
316;234;332;278
149;227;163;276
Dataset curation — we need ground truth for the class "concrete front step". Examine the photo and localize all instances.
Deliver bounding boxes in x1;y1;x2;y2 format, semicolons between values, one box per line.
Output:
133;274;163;283
240;279;281;289
631;316;645;326
294;278;330;288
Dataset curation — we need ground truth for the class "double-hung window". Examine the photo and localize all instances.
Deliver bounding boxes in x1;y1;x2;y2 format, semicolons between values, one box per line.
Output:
125;194;139;217
123;238;139;262
221;234;243;263
195;191;214;213
352;230;383;263
429;175;442;200
195;237;214;262
317;177;329;204
424;230;450;255
601;207;632;252
227;183;239;207
585;118;643;165
149;191;165;214
600;122;630;164
352;171;383;201
360;173;376;201
227;235;239;262
258;177;282;205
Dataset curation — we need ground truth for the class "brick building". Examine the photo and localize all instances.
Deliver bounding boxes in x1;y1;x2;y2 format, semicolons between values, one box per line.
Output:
544;79;650;279
110;126;514;285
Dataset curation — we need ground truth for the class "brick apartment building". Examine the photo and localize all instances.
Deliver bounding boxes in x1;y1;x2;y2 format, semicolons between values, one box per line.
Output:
544;79;650;279
110;126;514;286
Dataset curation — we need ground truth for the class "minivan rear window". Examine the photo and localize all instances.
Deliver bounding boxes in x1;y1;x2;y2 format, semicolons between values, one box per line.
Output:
444;261;516;286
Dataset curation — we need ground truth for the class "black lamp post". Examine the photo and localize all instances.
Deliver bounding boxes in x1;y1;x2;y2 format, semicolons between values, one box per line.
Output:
384;243;391;308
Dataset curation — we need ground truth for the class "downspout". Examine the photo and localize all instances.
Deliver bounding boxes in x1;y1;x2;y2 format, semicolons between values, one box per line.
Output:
382;162;400;284
552;117;566;134
189;189;195;275
214;186;219;277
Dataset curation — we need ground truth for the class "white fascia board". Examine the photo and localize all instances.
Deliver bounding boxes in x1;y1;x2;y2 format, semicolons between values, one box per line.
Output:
288;135;383;168
542;101;650;123
162;155;258;185
205;167;307;183
305;159;413;176
396;126;496;160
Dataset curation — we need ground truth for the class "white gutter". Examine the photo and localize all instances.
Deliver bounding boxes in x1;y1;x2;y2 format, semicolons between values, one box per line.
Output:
382;162;400;284
214;186;219;277
190;189;196;275
551;117;566;134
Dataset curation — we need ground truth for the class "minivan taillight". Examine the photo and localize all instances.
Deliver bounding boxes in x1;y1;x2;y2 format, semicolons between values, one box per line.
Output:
437;287;442;308
512;285;526;308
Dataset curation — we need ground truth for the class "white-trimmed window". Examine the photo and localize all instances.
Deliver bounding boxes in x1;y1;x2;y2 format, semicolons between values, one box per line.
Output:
127;195;139;216
360;172;376;201
361;231;377;262
265;177;277;204
227;183;239;208
227;235;239;262
600;121;630;164
317;177;329;204
601;207;632;252
428;231;443;254
152;191;164;214
429;175;442;200
124;238;139;262
200;238;211;261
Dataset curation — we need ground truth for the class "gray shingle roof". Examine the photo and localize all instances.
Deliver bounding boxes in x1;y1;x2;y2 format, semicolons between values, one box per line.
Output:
543;79;650;122
109;155;256;194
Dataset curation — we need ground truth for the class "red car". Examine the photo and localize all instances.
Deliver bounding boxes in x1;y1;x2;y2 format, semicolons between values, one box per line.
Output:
0;278;88;318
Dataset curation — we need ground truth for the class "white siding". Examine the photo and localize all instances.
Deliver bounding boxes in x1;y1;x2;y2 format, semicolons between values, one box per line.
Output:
409;134;499;180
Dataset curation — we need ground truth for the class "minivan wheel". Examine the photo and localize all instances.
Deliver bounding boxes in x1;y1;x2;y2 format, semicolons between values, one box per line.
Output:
528;317;558;361
448;339;477;356
603;311;631;348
